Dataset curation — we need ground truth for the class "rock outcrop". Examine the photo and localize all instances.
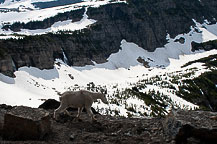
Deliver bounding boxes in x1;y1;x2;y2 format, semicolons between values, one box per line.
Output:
2;106;51;140
163;110;217;144
0;109;6;136
0;104;12;136
38;99;60;110
0;103;217;143
192;40;217;52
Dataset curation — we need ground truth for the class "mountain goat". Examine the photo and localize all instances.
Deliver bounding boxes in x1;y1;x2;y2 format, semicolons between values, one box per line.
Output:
54;90;108;121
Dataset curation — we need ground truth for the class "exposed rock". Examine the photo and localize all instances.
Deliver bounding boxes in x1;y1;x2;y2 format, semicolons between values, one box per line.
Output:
163;110;217;144
210;115;217;121
69;134;75;141
3;106;51;140
0;56;15;77
38;99;60;110
137;57;150;68
1;106;217;143
0;109;6;136
192;40;217;52
174;37;185;44
0;35;64;77
0;104;13;136
0;104;13;110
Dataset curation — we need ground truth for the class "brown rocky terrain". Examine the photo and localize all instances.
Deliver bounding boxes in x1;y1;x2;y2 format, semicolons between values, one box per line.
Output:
0;100;217;144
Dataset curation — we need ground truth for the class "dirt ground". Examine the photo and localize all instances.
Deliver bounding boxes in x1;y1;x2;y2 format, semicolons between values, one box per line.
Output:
1;109;170;144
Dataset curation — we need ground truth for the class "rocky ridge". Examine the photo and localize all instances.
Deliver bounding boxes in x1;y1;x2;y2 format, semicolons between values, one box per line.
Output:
0;100;217;144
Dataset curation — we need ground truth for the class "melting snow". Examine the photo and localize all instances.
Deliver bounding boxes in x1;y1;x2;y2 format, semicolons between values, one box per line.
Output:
1;21;217;116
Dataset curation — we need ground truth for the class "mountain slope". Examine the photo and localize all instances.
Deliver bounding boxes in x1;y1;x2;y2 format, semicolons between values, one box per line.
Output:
1;0;217;76
0;0;217;117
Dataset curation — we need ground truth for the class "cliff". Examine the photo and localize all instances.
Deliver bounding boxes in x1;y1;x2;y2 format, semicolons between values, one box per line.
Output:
1;0;217;76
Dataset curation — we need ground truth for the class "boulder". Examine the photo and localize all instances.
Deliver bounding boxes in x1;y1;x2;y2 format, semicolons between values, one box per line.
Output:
0;109;7;136
38;99;60;110
163;110;217;144
3;106;51;140
0;104;12;136
39;99;99;114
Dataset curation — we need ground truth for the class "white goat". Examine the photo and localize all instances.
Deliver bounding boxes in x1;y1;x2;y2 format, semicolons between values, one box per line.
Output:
54;90;108;121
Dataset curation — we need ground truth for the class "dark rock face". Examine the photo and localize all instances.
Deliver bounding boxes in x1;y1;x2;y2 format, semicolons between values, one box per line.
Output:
0;0;5;4
86;0;217;52
0;109;6;136
163;110;217;144
0;57;15;77
1;0;217;76
174;37;185;44
0;104;13;136
0;35;63;76
38;99;60;110
3;106;51;140
192;40;217;52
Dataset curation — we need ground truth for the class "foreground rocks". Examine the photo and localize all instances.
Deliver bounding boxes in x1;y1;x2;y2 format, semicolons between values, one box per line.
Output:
163;110;217;144
2;106;51;141
0;103;217;143
0;104;12;136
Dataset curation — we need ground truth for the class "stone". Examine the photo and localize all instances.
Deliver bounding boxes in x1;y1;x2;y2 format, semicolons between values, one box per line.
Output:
137;57;150;68
0;104;12;136
70;134;75;141
3;106;51;140
38;99;60;110
210;115;217;121
163;110;217;144
174;37;185;44
0;109;7;136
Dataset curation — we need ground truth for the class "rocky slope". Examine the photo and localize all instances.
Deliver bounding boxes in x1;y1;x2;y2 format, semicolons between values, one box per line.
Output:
1;0;217;76
0;101;217;144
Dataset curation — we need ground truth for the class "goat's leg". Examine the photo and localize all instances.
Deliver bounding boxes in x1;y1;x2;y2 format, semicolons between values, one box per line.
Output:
77;107;83;119
64;109;72;116
86;107;96;121
54;104;65;119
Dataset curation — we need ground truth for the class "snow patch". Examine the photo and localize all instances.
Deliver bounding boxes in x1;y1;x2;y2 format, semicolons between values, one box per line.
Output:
0;0;126;37
76;21;217;70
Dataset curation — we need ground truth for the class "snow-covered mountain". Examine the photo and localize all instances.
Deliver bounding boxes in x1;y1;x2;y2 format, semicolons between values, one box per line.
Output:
0;0;123;36
0;0;217;117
